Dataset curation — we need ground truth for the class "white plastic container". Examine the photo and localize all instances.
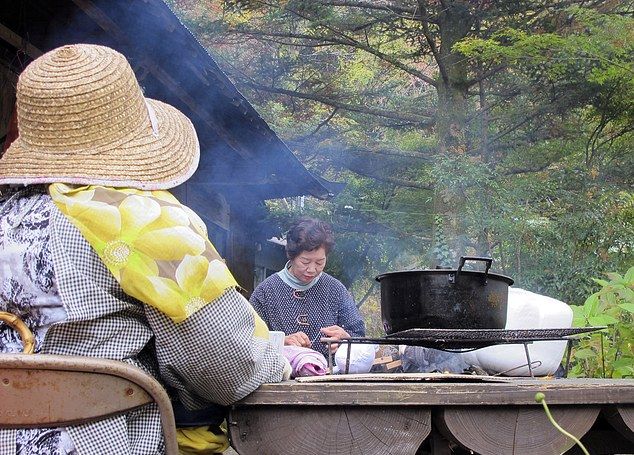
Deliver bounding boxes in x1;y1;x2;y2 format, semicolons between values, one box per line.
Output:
333;343;378;374
461;287;573;376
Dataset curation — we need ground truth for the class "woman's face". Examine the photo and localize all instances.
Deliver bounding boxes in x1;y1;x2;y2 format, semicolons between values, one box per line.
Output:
289;246;327;283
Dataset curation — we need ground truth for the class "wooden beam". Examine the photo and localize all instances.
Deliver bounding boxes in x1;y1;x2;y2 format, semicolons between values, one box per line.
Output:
437;406;599;455
70;0;128;43
230;406;431;455
234;378;634;407
140;59;255;159
0;23;43;59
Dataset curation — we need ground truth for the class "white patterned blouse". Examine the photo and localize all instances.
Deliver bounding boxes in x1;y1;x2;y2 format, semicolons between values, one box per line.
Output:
0;186;285;454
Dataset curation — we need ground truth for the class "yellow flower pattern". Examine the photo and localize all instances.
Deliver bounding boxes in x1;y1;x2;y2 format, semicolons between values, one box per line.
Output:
49;183;239;323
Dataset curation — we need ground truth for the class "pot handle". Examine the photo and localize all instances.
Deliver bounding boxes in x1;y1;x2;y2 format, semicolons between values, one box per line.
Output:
451;256;493;285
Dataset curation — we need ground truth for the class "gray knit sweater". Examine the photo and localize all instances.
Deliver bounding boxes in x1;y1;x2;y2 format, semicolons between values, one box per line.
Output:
250;273;366;357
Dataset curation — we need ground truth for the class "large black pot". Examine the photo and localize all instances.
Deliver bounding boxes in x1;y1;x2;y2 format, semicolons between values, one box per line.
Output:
376;257;514;334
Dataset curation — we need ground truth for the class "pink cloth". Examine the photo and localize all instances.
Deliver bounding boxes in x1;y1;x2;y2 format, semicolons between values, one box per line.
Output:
282;345;328;378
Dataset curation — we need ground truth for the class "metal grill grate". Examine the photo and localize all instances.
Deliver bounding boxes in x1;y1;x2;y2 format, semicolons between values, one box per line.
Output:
321;327;605;377
381;327;604;349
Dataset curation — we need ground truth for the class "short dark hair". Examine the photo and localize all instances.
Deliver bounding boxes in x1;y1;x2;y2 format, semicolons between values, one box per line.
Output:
285;218;335;260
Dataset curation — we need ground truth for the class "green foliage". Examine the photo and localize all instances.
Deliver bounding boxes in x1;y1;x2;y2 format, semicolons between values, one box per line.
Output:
432;215;452;267
169;0;634;336
455;6;634;130
568;267;634;378
455;7;634;79
491;177;633;303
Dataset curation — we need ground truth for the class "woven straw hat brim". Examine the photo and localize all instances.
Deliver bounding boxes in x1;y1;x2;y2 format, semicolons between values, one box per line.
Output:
0;98;200;190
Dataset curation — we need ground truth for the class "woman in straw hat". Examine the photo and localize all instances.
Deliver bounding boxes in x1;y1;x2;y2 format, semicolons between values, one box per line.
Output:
0;44;289;454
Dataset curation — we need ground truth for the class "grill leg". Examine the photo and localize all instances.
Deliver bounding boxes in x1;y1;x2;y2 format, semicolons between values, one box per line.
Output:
523;343;534;378
327;341;334;374
563;339;574;378
345;341;352;374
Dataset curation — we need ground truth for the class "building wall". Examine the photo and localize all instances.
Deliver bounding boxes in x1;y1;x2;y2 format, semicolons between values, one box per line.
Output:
254;239;287;290
0;62;17;154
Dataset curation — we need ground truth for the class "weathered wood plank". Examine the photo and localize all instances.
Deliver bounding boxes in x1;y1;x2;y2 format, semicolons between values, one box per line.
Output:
229;406;431;455
296;372;514;383
235;378;634;407
436;406;599;455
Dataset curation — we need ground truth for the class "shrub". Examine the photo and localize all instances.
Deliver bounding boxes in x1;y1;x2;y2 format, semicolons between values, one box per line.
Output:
569;267;634;378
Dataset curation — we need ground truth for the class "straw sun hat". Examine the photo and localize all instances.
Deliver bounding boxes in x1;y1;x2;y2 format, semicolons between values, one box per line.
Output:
0;44;199;190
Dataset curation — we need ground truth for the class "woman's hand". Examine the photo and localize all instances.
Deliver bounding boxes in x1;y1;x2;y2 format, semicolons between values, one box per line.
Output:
320;325;351;353
284;331;311;348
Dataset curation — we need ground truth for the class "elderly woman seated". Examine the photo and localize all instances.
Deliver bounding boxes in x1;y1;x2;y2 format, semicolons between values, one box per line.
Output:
0;43;288;454
250;217;366;358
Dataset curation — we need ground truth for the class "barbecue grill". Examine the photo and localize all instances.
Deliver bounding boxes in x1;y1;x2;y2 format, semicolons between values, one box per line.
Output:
322;326;605;377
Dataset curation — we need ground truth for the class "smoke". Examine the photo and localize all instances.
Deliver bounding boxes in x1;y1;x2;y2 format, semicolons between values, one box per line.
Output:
1;0;337;292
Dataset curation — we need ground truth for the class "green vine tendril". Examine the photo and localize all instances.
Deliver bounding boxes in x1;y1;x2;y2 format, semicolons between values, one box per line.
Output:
534;392;590;455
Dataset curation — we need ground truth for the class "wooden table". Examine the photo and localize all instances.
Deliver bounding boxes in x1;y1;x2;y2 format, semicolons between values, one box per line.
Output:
229;374;634;455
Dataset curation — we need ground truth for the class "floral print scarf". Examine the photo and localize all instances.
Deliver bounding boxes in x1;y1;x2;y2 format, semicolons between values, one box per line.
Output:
49;183;238;323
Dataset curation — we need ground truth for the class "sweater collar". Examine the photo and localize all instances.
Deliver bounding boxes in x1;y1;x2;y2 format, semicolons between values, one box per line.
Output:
277;261;322;291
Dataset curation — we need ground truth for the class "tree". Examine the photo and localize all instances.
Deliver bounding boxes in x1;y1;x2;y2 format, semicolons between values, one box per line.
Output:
167;0;633;306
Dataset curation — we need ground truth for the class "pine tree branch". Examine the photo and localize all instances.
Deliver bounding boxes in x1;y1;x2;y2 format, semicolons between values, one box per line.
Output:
234;27;439;86
340;163;435;190
237;81;436;125
317;0;421;18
